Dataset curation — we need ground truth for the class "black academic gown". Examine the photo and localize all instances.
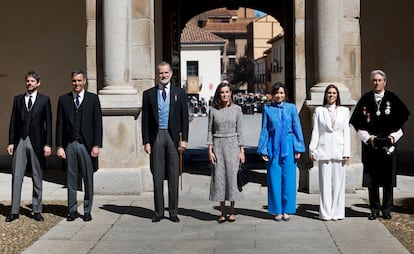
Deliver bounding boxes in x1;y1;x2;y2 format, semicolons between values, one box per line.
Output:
350;90;410;187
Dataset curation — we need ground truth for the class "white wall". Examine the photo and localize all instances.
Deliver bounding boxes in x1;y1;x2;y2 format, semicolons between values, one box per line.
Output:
180;46;222;101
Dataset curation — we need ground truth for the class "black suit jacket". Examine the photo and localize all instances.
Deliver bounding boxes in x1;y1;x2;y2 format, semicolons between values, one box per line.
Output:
142;85;189;148
9;93;52;164
56;91;103;170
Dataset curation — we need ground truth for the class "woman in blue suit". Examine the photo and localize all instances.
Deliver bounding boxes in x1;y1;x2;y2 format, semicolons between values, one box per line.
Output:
257;82;305;221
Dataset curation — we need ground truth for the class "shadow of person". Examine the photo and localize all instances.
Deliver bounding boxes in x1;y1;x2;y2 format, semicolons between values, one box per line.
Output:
213;206;273;220
0;204;32;218
296;203;373;220
177;208;217;221
296;203;320;219
393;198;414;214
27;203;68;217
99;204;154;219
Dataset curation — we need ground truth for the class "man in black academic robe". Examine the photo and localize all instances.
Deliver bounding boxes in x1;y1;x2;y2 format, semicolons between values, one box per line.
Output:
350;69;410;220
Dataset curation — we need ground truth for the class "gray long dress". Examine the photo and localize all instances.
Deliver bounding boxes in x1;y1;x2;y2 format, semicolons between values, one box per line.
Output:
207;104;244;201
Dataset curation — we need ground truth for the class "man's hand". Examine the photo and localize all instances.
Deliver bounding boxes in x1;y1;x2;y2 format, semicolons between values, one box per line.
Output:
144;143;151;154
91;146;100;158
6;145;14;156
44;146;52;157
178;141;187;153
57;147;66;159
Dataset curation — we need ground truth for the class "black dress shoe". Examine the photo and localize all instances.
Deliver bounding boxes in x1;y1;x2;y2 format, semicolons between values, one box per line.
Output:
83;213;92;222
5;214;19;222
152;216;163;222
368;211;379;220
383;212;392;220
170;216;180;222
33;213;44;222
67;212;80;221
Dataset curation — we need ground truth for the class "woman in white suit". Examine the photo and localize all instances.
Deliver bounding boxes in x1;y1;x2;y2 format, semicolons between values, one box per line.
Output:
309;84;350;221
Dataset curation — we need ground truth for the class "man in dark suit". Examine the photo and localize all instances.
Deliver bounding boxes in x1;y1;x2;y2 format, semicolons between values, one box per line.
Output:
6;70;52;222
56;69;103;222
350;69;410;220
142;61;189;222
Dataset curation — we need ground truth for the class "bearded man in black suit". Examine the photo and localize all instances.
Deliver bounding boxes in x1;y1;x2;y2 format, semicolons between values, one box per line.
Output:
142;61;189;223
6;70;52;222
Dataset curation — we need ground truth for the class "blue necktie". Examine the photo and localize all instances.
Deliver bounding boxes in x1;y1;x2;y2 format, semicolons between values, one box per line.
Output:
75;95;80;107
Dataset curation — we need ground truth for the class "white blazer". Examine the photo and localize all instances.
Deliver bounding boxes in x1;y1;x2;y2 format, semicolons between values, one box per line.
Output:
309;105;351;161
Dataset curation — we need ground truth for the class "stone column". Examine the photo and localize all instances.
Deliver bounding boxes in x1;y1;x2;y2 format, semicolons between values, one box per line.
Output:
96;0;142;195
101;0;136;94
307;0;354;105
305;0;356;194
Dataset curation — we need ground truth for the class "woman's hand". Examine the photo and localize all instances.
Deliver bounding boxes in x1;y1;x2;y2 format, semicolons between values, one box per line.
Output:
261;154;269;162
294;153;301;160
209;151;216;165
238;151;245;164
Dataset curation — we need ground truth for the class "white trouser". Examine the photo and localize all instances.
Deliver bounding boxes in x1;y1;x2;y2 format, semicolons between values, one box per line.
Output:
318;160;345;220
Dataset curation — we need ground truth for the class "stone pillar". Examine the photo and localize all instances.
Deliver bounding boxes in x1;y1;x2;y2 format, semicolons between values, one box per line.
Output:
305;0;357;194
95;0;142;195
101;0;136;94
307;0;354;106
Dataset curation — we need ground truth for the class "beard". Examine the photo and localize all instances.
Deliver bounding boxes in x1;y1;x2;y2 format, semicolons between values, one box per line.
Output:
159;77;170;85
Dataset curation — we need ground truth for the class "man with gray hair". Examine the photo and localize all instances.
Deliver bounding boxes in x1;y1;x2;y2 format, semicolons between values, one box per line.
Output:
350;69;410;220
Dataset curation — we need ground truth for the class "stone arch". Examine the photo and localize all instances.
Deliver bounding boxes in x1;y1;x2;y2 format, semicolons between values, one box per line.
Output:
156;0;298;101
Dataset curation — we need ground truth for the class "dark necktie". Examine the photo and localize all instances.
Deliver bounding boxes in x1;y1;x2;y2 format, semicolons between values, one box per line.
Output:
75;94;80;107
162;87;167;101
28;96;33;110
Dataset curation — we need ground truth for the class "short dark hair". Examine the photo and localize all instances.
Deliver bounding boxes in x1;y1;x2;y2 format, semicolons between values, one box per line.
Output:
323;84;341;106
212;82;232;109
271;82;288;102
25;70;41;83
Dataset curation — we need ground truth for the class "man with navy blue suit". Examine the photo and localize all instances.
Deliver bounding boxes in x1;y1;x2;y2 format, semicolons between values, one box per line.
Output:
6;70;52;222
142;61;189;222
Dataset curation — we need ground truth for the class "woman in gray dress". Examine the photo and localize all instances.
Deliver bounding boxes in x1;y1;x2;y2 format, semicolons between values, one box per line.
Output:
207;82;245;223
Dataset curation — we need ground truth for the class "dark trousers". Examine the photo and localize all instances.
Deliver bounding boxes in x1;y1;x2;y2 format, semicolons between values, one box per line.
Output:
150;129;179;218
65;141;94;214
368;185;393;214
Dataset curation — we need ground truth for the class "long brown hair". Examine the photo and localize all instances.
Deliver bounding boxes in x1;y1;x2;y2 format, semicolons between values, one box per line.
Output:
323;84;341;106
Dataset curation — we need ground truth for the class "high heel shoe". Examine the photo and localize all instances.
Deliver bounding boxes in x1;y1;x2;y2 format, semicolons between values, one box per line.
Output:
282;214;290;221
218;216;226;224
274;215;282;222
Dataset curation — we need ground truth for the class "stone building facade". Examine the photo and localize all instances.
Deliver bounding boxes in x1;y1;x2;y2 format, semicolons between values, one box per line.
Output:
1;0;413;194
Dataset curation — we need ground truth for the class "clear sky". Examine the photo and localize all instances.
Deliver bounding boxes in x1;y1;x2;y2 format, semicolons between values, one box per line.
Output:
255;10;266;18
